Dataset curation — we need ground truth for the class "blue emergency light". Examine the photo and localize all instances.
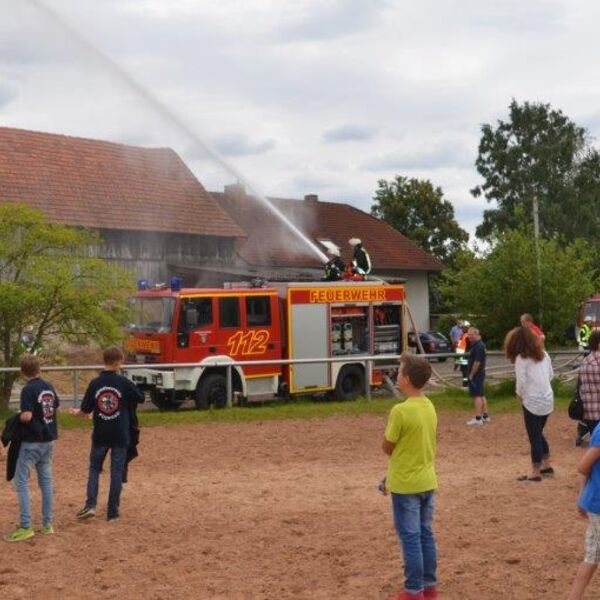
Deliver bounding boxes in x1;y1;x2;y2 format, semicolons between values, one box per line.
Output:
137;278;149;290
170;277;182;292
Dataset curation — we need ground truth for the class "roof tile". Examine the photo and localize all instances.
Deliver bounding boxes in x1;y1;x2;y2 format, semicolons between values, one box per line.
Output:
0;127;244;238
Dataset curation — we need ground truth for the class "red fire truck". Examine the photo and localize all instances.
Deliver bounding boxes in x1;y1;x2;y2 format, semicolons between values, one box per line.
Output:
122;279;406;409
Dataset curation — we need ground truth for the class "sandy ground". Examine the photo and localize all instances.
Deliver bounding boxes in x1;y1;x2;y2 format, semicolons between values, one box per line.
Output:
0;410;590;599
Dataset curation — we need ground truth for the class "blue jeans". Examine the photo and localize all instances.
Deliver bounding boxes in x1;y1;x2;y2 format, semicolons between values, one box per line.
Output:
86;445;127;519
391;491;437;595
14;441;55;529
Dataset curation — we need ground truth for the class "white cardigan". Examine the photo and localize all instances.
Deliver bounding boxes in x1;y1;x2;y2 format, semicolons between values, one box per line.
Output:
515;352;554;416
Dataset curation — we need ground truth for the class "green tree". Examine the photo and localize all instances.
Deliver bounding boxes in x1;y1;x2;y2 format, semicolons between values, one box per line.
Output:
444;230;596;346
0;204;134;410
472;99;600;241
371;175;469;266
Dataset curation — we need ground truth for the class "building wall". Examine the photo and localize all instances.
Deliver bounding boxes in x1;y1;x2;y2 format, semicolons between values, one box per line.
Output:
83;229;237;283
378;270;431;333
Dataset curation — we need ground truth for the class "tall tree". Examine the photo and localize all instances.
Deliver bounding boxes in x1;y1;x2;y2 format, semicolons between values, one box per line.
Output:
472;99;600;241
0;204;134;409
443;230;596;345
371;175;469;265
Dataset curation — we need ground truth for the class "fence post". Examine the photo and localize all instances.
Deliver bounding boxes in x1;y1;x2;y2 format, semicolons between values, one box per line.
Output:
72;368;79;408
365;359;372;402
226;365;233;408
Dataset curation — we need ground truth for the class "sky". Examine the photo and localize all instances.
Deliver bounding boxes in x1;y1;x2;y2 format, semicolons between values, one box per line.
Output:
2;0;600;239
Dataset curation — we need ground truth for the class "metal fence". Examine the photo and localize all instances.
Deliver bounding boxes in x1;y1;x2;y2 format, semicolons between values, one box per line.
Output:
0;349;584;408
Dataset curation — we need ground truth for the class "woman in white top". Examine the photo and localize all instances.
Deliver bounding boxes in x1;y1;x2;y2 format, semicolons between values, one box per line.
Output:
504;326;554;482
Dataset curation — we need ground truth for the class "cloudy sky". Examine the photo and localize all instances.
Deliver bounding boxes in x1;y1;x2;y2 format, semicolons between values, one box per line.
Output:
2;0;600;238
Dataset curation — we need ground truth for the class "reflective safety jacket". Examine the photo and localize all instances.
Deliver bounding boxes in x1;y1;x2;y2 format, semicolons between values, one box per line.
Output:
579;323;593;346
352;245;372;275
455;333;469;366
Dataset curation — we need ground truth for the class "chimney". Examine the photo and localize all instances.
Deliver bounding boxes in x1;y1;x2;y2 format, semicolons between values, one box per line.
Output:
224;183;246;199
304;194;319;202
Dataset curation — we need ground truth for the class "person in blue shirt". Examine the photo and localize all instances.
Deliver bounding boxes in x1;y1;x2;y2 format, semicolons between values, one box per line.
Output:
569;424;600;599
449;320;463;351
5;355;60;543
465;327;490;426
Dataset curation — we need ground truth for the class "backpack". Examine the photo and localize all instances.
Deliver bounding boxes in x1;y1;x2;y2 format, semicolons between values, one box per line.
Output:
568;376;584;421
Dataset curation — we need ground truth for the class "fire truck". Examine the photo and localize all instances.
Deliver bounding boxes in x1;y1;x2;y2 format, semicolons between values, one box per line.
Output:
122;278;407;409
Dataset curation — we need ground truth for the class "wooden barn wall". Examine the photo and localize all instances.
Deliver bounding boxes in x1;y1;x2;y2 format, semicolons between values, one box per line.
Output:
81;229;236;282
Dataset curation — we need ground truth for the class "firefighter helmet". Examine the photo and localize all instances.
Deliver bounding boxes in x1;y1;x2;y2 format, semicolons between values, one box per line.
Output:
348;238;361;247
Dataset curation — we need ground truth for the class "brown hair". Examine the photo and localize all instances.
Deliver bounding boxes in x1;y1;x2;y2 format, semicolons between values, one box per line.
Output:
103;346;124;365
521;313;534;324
20;355;40;378
400;353;432;389
504;326;544;363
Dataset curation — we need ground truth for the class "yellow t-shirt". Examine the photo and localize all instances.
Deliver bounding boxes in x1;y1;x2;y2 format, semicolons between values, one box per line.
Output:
385;396;438;494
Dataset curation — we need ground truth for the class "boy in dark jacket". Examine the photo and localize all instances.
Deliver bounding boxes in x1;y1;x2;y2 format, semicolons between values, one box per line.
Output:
70;346;144;522
5;355;60;542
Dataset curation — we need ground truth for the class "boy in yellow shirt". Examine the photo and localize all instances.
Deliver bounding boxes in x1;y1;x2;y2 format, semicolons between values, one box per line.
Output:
382;354;438;600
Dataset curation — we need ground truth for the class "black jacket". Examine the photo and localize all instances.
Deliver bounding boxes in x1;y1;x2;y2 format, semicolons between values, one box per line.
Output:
1;414;46;482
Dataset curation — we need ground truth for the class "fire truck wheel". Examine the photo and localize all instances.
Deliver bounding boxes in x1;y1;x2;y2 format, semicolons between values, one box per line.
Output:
196;373;228;410
333;365;365;402
150;390;183;411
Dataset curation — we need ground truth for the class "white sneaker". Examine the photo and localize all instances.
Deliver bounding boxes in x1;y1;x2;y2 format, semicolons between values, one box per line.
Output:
466;417;484;426
482;415;491;423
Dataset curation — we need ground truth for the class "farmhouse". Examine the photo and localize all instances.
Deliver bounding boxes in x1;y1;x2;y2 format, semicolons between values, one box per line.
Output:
0;127;443;330
0;126;244;281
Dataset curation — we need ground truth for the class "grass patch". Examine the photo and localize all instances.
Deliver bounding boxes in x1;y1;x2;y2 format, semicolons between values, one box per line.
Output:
0;379;575;431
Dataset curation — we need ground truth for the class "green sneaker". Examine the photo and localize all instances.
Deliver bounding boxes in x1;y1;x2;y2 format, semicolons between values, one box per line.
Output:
4;527;35;543
41;524;55;535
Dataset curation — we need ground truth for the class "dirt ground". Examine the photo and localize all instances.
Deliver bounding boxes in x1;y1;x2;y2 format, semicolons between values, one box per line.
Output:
0;410;591;599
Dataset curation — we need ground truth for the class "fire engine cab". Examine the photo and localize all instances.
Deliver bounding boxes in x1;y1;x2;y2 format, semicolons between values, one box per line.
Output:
122;278;406;409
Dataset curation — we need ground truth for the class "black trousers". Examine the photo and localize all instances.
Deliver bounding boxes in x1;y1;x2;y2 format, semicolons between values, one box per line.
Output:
523;407;550;466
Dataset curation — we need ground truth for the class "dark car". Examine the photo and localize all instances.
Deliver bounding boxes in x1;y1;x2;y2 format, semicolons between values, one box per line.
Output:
407;331;451;362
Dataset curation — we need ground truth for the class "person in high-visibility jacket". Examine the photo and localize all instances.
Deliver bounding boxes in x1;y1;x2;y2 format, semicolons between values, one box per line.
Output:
579;316;594;353
348;238;372;276
455;321;471;386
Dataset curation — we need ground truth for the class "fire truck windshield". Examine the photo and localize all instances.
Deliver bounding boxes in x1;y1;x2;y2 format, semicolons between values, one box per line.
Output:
584;301;600;323
128;297;176;333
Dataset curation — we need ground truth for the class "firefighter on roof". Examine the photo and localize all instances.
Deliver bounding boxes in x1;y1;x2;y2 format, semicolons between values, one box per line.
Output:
348;238;372;276
323;247;345;281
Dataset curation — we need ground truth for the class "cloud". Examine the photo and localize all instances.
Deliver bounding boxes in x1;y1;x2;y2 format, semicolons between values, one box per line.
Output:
362;140;475;172
0;78;19;109
278;0;389;41
212;133;275;157
322;124;377;143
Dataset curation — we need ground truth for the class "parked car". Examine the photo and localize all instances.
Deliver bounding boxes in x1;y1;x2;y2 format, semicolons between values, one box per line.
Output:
407;331;451;362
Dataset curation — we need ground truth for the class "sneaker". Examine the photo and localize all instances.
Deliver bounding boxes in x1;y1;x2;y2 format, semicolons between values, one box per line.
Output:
107;516;119;523
424;586;439;599
4;527;35;543
76;506;96;520
41;524;55;535
466;417;484;426
482;414;491;423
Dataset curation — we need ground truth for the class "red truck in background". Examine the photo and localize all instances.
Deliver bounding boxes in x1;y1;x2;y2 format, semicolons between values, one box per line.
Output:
122;279;407;409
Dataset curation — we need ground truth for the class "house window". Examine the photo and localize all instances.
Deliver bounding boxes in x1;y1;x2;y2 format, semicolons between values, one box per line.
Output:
318;239;340;256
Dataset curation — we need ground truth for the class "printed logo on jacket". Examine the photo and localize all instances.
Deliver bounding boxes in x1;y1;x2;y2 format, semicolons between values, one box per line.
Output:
38;390;56;424
95;386;122;420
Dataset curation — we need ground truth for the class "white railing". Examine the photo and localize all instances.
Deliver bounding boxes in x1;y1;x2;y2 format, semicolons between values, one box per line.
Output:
0;349;584;408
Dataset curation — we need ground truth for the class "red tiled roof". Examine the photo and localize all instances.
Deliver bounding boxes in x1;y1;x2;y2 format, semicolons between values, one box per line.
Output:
0;127;244;238
213;189;443;272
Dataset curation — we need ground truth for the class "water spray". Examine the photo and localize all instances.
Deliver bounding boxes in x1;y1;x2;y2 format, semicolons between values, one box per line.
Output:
24;0;328;264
